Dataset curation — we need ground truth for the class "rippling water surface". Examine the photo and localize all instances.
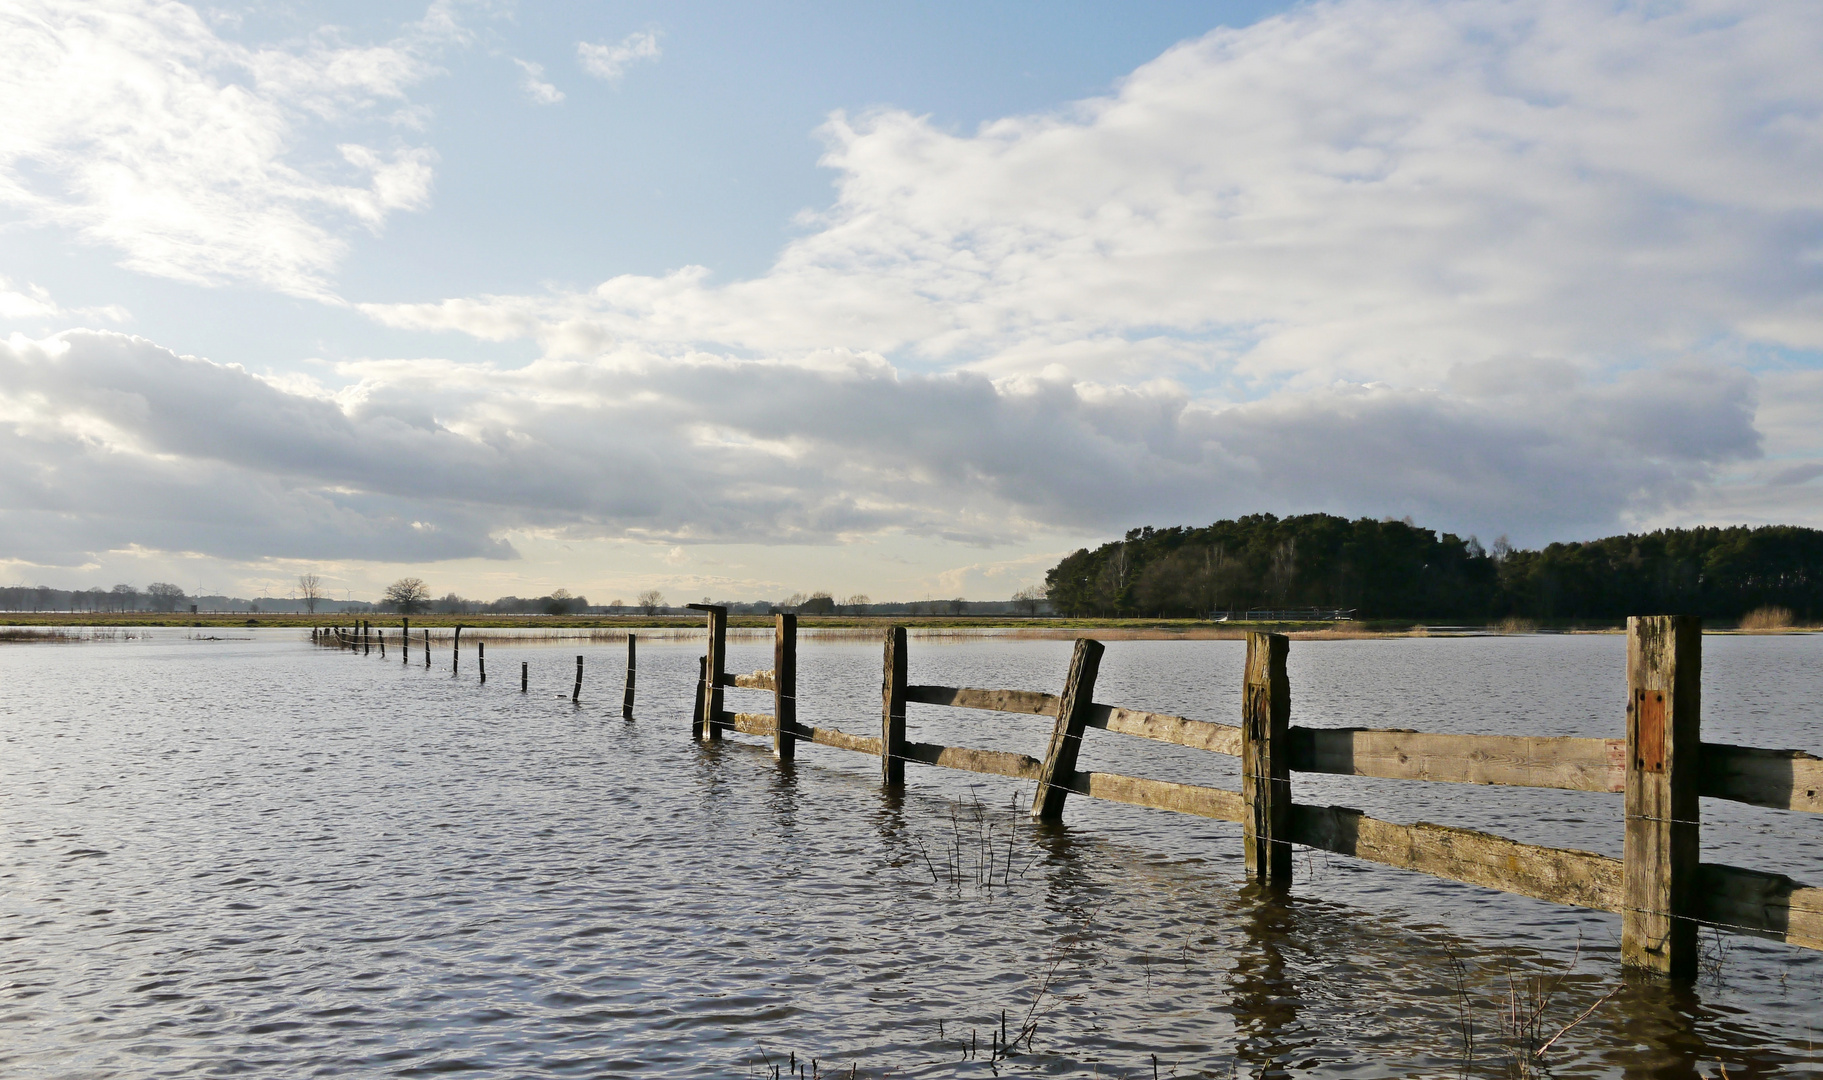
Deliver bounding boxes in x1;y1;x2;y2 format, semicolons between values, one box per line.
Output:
2;629;1820;1077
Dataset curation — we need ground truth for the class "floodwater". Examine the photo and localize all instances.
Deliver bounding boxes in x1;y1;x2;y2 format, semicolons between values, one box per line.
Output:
2;629;1819;1078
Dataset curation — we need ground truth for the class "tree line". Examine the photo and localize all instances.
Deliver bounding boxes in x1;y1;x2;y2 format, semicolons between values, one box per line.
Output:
1043;514;1823;621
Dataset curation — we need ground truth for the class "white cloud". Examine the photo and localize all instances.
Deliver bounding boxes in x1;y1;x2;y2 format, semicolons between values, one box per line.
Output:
576;31;660;83
0;278;129;324
0;0;453;299
380;0;1823;391
513;58;564;105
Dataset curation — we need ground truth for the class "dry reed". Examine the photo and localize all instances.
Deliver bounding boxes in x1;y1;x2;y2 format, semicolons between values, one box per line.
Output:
1738;606;1795;631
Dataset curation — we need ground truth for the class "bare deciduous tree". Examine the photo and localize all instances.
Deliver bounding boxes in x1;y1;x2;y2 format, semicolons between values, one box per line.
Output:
146;582;185;612
636;589;665;615
384;577;431;614
298;573;324;614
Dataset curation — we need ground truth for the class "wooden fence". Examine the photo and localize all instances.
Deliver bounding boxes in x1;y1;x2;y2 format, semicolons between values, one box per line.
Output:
687;607;1821;978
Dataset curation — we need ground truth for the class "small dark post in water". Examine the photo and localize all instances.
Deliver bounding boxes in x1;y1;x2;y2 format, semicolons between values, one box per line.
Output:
424;628;431;668
622;634;637;719
881;625;908;786
572;655;583;702
774;615;797;760
521;661;528;693
378;631;385;658
478;641;486;684
699;605;729;739
402;617;410;664
692;655;708;740
1623;614;1701;977
1032;637;1105;821
1242;631;1292;883
453;625;461;676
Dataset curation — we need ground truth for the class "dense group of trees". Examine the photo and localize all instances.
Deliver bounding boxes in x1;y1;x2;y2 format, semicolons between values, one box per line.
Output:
1044;515;1823;621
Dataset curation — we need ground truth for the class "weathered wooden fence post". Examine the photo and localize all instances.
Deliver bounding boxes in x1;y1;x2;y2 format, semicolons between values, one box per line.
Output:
622;634;637;719
1243;631;1292;884
363;620;370;655
521;660;528;692
423;628;431;668
1032;637;1106;822
688;604;728;741
774;614;797;761
453;625;461;675
572;655;583;702
692;655;708;740
1623;615;1701;977
478;641;486;684
402;617;410;663
881;625;908;786
379;630;385;658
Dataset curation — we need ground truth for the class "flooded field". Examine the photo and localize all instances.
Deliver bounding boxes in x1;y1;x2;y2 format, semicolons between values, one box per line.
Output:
2;630;1819;1077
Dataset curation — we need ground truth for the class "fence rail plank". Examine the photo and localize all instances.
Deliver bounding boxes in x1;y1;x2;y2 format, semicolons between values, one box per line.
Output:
725;670;777;691
1694;864;1823;950
903;741;1042;780
1289;729;1626;792
1700;744;1823;814
1290;803;1624;913
729;712;776;737
1086;705;1243;756
905;684;1059;716
1080;772;1247;823
799;723;883;756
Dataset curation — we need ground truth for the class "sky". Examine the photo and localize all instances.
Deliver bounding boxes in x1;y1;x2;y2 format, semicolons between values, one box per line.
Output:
2;0;1821;606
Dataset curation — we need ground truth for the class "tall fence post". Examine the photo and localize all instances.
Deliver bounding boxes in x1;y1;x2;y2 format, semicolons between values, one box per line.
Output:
363;620;370;655
402;617;410;664
1032;637;1106;822
622;634;637;719
692;655;708;740
572;655;583;703
423;628;430;669
774;614;797;761
1623;615;1701;977
521;661;528;693
1243;632;1292;884
688;605;728;741
881;626;907;786
453;625;461;675
478;641;485;684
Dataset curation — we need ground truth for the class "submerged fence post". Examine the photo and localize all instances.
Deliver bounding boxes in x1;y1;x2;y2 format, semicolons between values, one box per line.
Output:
688;604;728;741
573;655;583;702
1243;632;1292;884
1032;637;1106;822
363;620;370;655
402;617;410;664
774;614;797;761
478;640;486;684
881;625;907;786
423;628;431;669
1623;615;1701;977
692;655;708;740
521;660;528;693
453;625;461;676
622;634;637;719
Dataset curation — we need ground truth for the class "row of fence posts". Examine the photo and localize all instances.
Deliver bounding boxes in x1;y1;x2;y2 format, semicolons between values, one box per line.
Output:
311;618;636;716
683;607;1820;979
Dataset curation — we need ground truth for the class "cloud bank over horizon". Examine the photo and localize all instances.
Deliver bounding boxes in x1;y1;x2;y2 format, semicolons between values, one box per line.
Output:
2;0;1822;595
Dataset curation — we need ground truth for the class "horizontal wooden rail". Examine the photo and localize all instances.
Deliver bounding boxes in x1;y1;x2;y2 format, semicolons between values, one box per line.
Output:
1700;744;1823;814
729;712;776;737
905;684;1057;716
722;669;776;691
1288;729;1626;793
716;710;882;755
1694;864;1823;950
1289;803;1625;912
1080;772;1247;822
1086;704;1242;756
903;741;1042;780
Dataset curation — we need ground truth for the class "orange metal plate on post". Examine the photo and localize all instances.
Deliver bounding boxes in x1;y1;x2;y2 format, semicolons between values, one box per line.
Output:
1634;689;1666;773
